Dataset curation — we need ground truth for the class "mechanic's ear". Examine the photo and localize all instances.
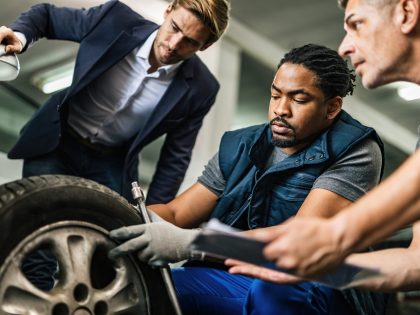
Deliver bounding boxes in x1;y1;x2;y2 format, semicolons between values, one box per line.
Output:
326;96;342;120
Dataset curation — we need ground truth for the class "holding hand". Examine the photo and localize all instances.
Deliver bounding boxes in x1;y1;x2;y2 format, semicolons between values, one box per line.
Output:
0;26;23;54
109;221;200;266
252;216;348;278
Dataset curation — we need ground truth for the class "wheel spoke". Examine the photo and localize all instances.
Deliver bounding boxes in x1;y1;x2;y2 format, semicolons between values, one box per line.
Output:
0;223;150;314
52;231;97;287
0;259;53;315
97;260;147;314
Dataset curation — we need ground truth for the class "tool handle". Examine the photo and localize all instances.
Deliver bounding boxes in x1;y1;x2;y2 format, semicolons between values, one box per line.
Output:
131;182;152;224
130;181;183;315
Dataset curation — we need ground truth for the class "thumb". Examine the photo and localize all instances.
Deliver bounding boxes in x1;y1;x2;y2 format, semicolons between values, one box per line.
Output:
109;225;146;240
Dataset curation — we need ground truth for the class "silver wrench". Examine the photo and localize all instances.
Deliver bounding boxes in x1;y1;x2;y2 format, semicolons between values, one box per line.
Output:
131;182;183;315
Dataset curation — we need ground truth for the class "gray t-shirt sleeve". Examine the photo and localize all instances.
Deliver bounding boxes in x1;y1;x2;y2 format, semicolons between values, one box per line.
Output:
312;137;382;202
416;124;420;150
197;152;226;197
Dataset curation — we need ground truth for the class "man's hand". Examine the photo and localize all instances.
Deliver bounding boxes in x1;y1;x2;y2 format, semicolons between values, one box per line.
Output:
250;216;349;278
0;26;22;54
108;221;200;266
225;259;302;284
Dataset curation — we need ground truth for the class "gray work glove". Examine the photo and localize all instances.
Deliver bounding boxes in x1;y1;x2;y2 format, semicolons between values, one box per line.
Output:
109;220;200;266
146;208;165;222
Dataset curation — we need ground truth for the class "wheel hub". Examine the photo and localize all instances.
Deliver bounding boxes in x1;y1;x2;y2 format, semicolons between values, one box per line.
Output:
73;308;92;315
0;221;150;315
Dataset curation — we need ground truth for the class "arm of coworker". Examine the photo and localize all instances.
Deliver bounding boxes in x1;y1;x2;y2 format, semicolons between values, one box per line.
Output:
333;149;420;254
227;221;419;289
252;150;420;278
224;189;352;280
9;1;118;49
149;182;218;228
342;221;420;292
146;91;217;204
224;189;353;281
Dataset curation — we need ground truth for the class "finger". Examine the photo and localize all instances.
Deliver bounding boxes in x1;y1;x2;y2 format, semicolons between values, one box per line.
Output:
229;263;301;284
263;235;292;261
229;264;264;278
109;225;146;240
108;236;148;258
0;27;20;53
0;26;8;43
137;250;169;267
225;258;246;267
250;226;287;242
262;239;284;261
229;265;254;276
136;245;153;263
261;269;302;283
136;247;169;266
5;42;22;54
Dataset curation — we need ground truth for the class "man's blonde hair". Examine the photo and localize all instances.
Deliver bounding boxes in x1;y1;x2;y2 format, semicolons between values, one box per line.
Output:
171;0;230;44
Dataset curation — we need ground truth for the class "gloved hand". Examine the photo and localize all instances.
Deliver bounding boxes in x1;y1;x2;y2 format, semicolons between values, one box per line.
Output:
146;208;165;222
108;220;200;266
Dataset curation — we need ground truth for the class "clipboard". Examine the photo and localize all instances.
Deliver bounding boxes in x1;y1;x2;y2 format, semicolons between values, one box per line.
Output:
189;219;381;289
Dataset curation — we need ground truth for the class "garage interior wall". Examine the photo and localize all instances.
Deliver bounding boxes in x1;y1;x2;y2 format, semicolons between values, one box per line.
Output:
0;0;413;190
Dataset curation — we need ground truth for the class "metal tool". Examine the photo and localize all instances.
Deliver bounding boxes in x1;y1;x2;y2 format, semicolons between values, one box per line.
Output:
131;182;183;315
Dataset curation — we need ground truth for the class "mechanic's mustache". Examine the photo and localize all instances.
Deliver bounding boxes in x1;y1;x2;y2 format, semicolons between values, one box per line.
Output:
269;117;294;131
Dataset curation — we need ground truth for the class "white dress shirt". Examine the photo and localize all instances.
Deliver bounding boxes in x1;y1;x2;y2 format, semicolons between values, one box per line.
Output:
66;30;183;146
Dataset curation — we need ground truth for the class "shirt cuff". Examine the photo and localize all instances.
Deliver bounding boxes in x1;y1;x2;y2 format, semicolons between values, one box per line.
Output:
14;32;27;52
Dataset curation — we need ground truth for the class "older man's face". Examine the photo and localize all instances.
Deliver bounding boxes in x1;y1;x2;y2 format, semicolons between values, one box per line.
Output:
338;0;410;88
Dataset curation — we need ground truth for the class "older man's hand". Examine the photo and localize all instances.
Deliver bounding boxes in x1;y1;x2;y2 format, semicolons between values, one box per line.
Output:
249;216;349;278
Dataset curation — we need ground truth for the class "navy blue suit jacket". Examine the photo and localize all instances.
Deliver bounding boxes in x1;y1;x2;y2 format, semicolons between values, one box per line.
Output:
7;1;219;203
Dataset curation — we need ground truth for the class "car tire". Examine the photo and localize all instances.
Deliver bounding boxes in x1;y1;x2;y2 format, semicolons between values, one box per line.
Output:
0;175;174;315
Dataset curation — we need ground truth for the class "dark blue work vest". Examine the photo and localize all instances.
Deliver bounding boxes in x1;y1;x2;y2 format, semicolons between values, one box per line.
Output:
211;111;384;229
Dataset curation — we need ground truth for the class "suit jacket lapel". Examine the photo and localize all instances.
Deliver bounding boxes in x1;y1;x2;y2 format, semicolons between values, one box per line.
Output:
128;59;194;156
66;24;158;99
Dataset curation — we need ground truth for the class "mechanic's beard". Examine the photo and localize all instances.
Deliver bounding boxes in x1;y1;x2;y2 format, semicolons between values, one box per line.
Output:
270;117;298;148
271;136;298;148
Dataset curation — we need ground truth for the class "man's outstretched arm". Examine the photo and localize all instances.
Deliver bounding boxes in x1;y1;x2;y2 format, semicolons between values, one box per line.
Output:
254;150;420;278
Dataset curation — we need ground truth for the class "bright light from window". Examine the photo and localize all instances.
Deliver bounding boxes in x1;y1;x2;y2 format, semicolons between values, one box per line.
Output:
397;85;420;101
386;81;420;101
40;74;73;94
31;62;74;94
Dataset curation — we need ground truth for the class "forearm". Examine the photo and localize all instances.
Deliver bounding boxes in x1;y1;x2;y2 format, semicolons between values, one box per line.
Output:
345;248;420;291
148;204;177;224
10;2;114;46
333;150;420;253
149;183;217;229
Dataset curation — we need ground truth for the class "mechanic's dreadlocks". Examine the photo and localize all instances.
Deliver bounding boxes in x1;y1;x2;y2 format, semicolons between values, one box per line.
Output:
278;44;356;99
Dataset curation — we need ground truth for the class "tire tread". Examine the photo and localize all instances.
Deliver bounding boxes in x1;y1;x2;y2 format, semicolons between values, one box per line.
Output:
0;175;132;210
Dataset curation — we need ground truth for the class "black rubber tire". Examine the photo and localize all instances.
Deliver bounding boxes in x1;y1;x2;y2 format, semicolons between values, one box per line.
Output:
0;175;174;314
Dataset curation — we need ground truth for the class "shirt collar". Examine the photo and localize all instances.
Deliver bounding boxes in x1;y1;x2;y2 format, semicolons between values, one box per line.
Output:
137;30;183;75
